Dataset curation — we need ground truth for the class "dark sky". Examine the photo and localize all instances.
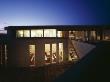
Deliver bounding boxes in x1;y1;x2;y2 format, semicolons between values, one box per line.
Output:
0;0;110;29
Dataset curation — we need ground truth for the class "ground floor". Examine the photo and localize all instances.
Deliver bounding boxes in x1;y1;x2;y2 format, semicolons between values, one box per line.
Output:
6;38;79;67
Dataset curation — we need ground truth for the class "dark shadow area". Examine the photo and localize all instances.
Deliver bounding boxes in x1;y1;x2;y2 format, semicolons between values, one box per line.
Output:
0;62;72;82
0;67;45;82
54;41;110;82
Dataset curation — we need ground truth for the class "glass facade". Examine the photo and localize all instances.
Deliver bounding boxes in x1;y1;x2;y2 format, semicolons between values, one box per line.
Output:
52;44;57;63
44;43;64;64
45;44;51;64
57;31;62;37
69;30;97;41
29;45;35;67
59;43;63;62
68;48;78;61
31;29;43;37
16;30;23;37
44;29;56;37
24;30;30;37
16;29;58;37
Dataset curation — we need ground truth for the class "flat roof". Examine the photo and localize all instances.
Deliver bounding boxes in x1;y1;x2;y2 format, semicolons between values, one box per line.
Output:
5;25;110;30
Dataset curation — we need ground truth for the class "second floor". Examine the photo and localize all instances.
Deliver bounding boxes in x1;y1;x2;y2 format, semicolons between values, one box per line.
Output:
4;25;110;41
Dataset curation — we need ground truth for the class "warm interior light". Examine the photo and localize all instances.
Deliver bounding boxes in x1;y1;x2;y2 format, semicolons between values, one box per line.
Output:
45;44;51;64
29;45;35;66
57;31;62;37
59;43;63;62
17;30;23;37
52;44;57;63
44;29;56;37
105;36;110;40
24;30;30;37
31;29;43;37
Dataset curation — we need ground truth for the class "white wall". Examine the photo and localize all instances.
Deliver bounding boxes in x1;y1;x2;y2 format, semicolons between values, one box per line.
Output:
71;40;95;59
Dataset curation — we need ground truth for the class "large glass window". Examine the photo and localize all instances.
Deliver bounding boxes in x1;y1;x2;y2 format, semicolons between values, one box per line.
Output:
31;29;43;37
59;43;63;62
52;44;57;63
44;29;56;37
57;31;63;37
69;48;78;61
16;29;58;38
16;30;23;37
45;44;51;64
24;30;30;37
90;31;96;40
29;45;35;67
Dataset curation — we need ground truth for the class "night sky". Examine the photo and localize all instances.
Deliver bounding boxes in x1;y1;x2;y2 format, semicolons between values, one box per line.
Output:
0;0;110;29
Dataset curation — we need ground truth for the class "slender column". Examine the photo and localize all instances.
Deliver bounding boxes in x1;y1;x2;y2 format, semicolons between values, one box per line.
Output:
100;30;103;40
87;30;90;41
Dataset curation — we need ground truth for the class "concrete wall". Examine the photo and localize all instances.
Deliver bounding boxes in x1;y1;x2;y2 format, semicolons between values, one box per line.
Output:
71;40;95;59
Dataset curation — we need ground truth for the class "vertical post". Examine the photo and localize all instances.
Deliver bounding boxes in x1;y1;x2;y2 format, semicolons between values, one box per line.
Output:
50;44;52;64
2;45;5;67
0;45;2;66
96;30;98;40
56;43;59;63
87;30;90;41
100;29;103;40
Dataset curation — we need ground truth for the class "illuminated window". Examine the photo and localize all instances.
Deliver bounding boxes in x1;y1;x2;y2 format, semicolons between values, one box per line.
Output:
69;48;78;61
16;30;23;37
24;30;30;37
105;36;110;40
29;45;35;67
90;31;96;40
59;43;63;62
97;36;101;40
44;29;56;37
31;29;43;37
69;31;76;39
52;44;57;63
45;44;51;64
57;31;62;37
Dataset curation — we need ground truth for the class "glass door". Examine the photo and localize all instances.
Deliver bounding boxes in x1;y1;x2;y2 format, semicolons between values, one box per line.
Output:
52;44;57;63
29;45;36;67
59;43;63;62
45;43;57;64
45;43;63;64
45;44;51;64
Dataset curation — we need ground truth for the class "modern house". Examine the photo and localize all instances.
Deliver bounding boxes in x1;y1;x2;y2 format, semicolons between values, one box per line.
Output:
0;25;110;67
